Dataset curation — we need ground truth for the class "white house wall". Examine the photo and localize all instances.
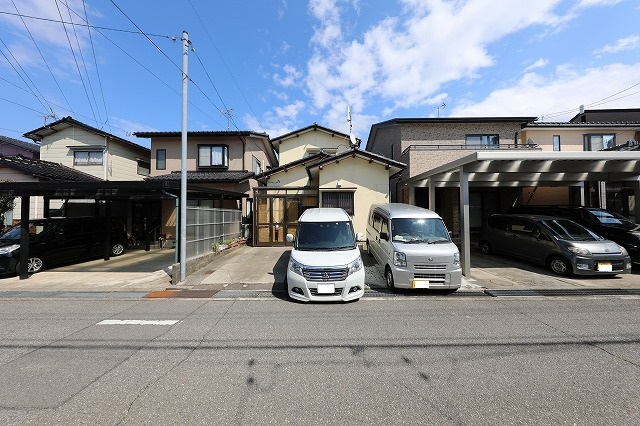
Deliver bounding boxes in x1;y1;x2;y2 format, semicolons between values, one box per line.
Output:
278;130;351;164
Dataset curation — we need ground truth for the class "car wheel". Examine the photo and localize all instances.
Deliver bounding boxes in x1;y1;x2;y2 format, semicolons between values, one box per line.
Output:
111;242;125;256
16;256;45;274
366;240;373;256
548;256;572;276
479;240;492;254
385;266;396;291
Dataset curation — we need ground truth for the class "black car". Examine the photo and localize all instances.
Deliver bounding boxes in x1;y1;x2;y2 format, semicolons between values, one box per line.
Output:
0;217;128;274
507;206;640;263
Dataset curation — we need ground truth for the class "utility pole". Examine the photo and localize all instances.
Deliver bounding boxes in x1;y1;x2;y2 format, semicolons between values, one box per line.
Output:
180;30;189;282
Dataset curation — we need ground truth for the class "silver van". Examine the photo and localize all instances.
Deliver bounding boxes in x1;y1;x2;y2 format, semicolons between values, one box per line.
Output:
366;203;462;291
479;214;632;276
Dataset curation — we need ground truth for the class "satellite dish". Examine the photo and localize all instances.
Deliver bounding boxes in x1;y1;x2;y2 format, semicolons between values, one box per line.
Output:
350;134;357;147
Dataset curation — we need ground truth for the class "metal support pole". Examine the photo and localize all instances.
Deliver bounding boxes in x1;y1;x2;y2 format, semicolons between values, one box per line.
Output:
459;167;470;277
180;30;189;282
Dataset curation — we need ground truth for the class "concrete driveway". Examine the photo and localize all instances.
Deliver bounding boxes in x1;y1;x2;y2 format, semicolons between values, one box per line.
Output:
1;244;639;294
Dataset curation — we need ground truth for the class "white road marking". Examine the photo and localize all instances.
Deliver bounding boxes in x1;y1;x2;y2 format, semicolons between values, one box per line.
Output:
97;320;181;326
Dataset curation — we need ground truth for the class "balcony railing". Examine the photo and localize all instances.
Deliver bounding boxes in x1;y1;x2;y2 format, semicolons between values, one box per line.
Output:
402;143;540;155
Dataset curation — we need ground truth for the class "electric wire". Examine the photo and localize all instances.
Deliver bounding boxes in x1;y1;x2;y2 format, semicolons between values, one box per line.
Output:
0;36;52;114
81;0;111;132
54;0;98;125
60;0;103;126
10;0;72;117
0;10;173;39
186;0;266;133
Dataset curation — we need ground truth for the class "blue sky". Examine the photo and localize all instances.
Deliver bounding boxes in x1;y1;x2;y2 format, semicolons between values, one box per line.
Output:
1;0;639;148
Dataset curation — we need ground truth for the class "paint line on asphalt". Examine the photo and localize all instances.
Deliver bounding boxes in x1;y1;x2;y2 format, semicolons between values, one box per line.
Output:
97;319;181;326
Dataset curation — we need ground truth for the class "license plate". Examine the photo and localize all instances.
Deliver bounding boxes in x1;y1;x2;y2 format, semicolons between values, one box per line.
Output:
317;283;335;294
597;262;612;272
412;280;430;289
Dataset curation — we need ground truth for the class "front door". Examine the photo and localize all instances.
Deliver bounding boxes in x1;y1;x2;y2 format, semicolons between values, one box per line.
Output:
255;196;302;246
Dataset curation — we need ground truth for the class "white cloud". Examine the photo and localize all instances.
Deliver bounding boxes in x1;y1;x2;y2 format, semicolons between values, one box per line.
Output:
451;62;640;121
524;59;549;72
273;64;302;88
593;35;640;55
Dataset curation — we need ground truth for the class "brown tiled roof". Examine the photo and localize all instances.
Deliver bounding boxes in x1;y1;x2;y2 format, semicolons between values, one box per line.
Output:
0;154;102;181
146;170;254;183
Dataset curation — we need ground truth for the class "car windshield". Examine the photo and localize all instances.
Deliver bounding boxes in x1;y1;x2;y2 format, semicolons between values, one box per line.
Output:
585;209;638;229
296;221;356;250
391;218;451;244
541;219;601;241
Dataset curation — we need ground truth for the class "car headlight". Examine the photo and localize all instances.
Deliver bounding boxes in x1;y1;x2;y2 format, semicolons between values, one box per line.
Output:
393;251;407;267
0;244;19;255
346;257;362;276
453;252;460;267
568;246;591;256
288;257;304;276
619;245;629;256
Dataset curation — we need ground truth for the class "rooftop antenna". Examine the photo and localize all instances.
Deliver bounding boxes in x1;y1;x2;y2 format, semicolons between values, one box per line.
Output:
222;108;234;130
348;105;357;147
40;111;56;125
434;102;446;118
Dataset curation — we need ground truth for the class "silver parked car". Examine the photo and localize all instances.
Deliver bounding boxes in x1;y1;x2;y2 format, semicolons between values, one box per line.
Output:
479;214;632;276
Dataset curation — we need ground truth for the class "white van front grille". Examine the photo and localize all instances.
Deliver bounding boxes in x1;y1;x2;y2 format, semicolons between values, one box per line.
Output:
414;273;446;280
303;268;348;282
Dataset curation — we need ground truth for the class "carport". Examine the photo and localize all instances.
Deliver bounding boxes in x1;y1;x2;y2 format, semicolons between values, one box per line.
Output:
403;151;640;277
0;180;245;279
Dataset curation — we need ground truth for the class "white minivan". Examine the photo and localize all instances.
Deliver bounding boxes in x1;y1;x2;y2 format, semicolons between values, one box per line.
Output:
286;208;365;302
366;203;462;291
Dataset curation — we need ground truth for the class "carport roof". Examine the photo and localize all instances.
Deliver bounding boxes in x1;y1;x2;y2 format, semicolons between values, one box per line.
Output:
404;151;640;188
0;180;246;200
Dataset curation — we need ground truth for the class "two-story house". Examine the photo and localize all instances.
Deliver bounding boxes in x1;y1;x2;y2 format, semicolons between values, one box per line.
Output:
133;130;278;240
365;114;640;276
22;117;151;227
252;124;404;246
521;108;640;218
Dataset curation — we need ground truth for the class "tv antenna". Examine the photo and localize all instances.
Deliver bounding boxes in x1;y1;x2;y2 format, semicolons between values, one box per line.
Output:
348;106;357;147
434;102;446;118
222;108;234;130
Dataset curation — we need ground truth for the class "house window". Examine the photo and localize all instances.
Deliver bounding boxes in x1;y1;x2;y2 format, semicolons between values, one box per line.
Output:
156;149;166;170
466;134;499;146
252;156;262;174
553;135;561;151
584;134;616;151
74;151;103;165
198;144;229;168
137;160;150;176
322;192;354;215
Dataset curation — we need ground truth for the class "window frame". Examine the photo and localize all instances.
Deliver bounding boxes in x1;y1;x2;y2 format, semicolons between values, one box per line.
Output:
197;144;229;168
465;134;499;147
583;134;616;151
553;135;561;151
321;191;355;216
73;150;103;166
156;149;166;170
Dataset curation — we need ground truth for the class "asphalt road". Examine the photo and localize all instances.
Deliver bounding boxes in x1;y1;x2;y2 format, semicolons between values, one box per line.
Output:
1;296;638;425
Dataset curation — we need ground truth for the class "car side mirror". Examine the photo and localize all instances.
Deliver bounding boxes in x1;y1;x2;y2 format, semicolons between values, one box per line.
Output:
286;233;294;243
379;232;388;241
356;232;364;241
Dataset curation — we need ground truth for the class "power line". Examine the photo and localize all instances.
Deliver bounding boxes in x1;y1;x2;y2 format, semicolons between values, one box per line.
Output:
10;0;73;116
54;0;98;125
186;0;266;133
0;10;174;39
541;82;640;120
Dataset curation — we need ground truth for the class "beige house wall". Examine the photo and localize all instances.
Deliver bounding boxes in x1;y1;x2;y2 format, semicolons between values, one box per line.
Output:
38;126;147;181
277;131;351;164
265;166;310;187
521;125;638;152
318;158;391;236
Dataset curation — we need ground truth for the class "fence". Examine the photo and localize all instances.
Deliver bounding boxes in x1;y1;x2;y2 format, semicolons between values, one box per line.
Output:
186;207;242;259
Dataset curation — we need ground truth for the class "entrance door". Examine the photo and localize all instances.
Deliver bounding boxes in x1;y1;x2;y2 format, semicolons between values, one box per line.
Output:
255;196;302;246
